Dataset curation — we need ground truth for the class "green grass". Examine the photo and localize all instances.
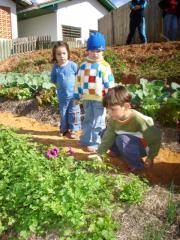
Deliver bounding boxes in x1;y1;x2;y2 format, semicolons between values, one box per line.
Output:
0;126;148;240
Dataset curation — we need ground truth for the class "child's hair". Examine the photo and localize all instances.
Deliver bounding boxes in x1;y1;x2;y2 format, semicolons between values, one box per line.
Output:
103;85;132;108
52;41;70;62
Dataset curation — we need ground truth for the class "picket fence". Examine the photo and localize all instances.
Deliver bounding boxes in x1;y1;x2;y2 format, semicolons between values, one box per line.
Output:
63;37;86;49
0;36;86;61
0;35;51;61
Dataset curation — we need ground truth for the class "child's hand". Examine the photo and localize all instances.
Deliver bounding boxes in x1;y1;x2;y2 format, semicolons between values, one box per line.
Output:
144;158;154;168
73;99;80;106
88;154;103;162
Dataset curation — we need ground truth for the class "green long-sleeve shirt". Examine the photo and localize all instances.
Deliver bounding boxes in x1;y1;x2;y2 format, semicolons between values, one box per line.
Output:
98;110;161;161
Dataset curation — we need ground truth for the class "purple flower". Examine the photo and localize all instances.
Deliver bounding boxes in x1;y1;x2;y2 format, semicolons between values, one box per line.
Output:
47;147;59;159
66;147;75;156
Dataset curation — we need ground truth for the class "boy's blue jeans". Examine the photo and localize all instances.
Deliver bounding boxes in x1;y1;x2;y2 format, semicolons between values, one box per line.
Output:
59;98;81;133
110;134;147;169
80;100;106;149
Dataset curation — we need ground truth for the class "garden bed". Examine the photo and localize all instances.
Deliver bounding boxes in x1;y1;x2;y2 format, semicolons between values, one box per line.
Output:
0;42;179;83
0;41;179;239
0;124;179;240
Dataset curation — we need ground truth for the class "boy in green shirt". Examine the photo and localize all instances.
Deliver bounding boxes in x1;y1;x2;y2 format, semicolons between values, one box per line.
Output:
90;85;161;172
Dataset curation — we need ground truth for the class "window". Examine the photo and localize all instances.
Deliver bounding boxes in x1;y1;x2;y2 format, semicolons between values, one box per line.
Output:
62;25;81;39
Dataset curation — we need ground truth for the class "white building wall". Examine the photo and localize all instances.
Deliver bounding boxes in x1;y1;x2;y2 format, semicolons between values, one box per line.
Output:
0;0;18;39
57;0;108;41
18;13;57;41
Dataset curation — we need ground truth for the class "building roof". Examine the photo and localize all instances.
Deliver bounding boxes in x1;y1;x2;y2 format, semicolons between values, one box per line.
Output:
13;0;32;11
18;0;116;20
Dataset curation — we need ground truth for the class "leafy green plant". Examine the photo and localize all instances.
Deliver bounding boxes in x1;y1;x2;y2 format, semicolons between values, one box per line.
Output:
36;88;58;106
126;79;166;111
119;175;148;204
0;71;54;93
0;86;9;97
0;87;32;100
125;79;180;124
141;98;161;119
158;92;180;127
0;72;55;101
0;126;148;239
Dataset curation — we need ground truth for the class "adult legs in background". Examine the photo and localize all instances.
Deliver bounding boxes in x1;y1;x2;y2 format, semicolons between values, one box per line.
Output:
126;16;137;44
163;14;178;40
138;17;147;43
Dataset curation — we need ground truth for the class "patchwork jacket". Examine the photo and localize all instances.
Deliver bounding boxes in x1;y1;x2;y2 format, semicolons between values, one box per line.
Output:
74;57;115;101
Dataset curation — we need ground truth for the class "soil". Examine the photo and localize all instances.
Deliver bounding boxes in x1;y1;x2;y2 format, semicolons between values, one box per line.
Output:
0;106;179;186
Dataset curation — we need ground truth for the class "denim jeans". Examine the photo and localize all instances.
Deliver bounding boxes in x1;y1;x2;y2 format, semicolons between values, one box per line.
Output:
58;98;81;133
126;16;147;44
110;134;147;169
163;14;178;41
80;100;106;149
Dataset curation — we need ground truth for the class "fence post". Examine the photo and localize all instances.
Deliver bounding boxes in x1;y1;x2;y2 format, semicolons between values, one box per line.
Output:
111;11;115;45
0;39;12;60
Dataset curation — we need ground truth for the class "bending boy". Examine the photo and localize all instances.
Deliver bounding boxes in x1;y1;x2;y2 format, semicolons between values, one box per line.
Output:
94;85;161;172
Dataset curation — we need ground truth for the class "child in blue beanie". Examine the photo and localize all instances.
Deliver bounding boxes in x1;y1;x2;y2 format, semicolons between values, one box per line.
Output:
74;32;115;152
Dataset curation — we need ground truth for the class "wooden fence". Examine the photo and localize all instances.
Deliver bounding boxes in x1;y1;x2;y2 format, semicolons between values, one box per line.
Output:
0;35;51;61
63;37;86;49
0;36;86;61
98;0;164;45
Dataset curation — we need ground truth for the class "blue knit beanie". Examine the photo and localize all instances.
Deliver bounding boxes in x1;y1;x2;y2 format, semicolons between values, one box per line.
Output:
87;32;106;51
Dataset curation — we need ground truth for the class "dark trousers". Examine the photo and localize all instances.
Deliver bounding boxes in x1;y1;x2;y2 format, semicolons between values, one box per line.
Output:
110;134;147;169
100;130;147;169
126;16;147;44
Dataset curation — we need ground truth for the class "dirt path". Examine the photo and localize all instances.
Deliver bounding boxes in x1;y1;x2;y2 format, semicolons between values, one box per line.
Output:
0;112;180;186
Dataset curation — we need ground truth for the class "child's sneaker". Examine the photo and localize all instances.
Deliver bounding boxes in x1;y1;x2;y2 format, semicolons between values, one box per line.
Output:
59;131;68;137
69;131;78;139
87;146;97;153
